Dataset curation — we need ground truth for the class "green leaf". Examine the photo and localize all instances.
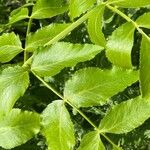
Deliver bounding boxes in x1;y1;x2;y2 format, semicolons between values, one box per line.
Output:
107;0;150;8
0;66;29;114
64;67;138;108
0;32;23;63
26;24;69;52
8;8;29;25
106;22;135;69
87;5;106;47
41;100;75;150
99;97;150;134
69;0;96;20
31;42;103;77
140;36;150;98
77;131;105;150
136;13;150;29
0;109;40;149
31;0;68;19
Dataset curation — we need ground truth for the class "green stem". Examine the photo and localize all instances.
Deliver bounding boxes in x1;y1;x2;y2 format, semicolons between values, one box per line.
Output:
106;4;150;42
24;17;33;63
65;99;98;130
32;71;64;99
26;18;33;38
101;133;122;149
32;72;120;148
24;50;27;63
44;10;93;46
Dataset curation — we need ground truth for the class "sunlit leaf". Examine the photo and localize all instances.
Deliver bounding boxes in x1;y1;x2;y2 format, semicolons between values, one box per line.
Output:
107;0;150;8
0;32;23;63
77;131;105;150
69;0;96;19
0;109;40;149
31;42;103;77
99;97;150;134
140;36;150;97
41;100;75;150
8;8;29;25
136;12;150;29
0;66;29;114
64;67;138;107
31;0;68;19
106;22;135;69
87;4;106;47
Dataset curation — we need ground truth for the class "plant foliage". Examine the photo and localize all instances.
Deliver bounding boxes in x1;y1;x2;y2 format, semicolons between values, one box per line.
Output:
0;0;150;149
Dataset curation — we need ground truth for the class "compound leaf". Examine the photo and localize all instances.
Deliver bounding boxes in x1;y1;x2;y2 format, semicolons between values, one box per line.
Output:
106;22;135;69
31;42;103;77
87;4;106;47
41;100;75;150
99;97;150;134
0;109;40;149
26;23;69;52
64;67;138;108
0;66;29;114
77;131;105;150
140;36;150;98
69;0;96;20
136;12;150;29
8;8;29;25
107;0;150;8
31;0;68;19
0;32;23;63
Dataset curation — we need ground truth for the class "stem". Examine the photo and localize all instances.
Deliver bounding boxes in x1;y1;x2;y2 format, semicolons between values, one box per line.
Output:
32;72;120;148
101;133;122;149
106;4;150;42
65;99;98;130
32;71;64;99
26;18;33;41
44;10;93;46
24;17;33;63
24;50;27;64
